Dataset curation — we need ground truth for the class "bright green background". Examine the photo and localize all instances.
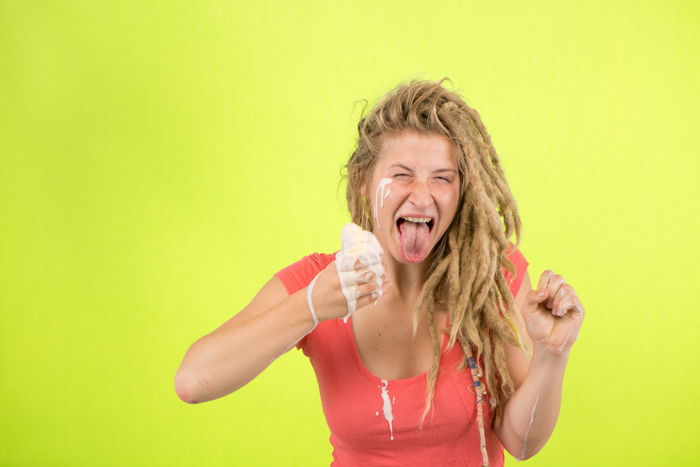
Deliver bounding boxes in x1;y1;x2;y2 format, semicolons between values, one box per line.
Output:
1;1;698;466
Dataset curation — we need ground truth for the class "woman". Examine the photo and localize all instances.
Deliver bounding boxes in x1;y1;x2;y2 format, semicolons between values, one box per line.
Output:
174;78;585;466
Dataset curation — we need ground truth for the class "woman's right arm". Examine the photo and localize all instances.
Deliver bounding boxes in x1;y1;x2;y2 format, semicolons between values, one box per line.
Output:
174;276;312;404
174;261;387;404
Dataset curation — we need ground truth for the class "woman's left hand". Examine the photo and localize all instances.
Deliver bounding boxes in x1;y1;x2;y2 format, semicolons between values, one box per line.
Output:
520;270;585;356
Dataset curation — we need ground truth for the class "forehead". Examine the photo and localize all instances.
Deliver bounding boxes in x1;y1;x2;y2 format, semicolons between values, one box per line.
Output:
377;131;457;169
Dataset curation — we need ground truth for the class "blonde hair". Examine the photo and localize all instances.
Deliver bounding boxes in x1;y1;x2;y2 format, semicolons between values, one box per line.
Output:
342;78;530;434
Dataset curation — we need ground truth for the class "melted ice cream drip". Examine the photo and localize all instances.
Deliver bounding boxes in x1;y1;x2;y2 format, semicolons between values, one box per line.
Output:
378;379;395;440
373;177;392;231
518;388;540;461
335;223;386;323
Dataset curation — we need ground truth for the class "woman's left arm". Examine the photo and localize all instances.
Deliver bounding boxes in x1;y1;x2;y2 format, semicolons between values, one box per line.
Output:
494;269;585;460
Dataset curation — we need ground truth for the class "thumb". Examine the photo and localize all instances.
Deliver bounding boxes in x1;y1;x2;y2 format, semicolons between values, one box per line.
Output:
522;288;548;316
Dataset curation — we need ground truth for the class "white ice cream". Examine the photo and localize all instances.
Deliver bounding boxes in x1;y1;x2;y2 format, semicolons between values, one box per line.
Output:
373;177;392;231
335;222;386;322
378;379;395;440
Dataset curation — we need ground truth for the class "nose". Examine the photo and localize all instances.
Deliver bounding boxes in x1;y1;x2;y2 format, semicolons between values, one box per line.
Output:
407;182;433;209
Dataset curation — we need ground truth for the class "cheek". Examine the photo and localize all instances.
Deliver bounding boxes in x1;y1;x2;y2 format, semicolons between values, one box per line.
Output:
434;187;459;203
436;189;460;217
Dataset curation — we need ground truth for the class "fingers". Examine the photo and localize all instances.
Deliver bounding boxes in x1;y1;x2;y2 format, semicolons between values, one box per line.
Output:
347;254;381;272
552;285;578;316
346;266;386;288
524;287;549;314
536;270;554;294
354;257;369;270
355;279;385;298
537;270;584;320
552;294;572;317
537;270;567;310
556;294;585;321
356;280;391;308
546;277;566;310
355;268;378;284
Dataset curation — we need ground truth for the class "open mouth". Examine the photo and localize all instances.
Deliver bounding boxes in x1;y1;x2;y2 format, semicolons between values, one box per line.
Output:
395;216;435;262
396;217;435;232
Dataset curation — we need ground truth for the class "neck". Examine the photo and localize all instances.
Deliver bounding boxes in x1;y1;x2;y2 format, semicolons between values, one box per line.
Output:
383;255;430;304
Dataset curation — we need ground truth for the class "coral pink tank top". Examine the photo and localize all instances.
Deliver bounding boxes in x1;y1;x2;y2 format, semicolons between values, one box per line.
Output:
274;247;529;466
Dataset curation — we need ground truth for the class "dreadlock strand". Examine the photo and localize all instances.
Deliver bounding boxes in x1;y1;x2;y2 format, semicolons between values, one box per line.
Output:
418;294;442;430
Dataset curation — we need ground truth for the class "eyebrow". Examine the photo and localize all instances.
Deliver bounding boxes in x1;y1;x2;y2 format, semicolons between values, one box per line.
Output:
389;163;458;175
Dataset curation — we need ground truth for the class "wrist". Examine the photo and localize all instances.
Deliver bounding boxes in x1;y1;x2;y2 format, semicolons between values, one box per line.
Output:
288;287;318;333
532;342;571;366
305;271;328;328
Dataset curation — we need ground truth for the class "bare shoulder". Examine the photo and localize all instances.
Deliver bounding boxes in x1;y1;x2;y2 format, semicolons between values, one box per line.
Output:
209;276;290;336
501;270;535;392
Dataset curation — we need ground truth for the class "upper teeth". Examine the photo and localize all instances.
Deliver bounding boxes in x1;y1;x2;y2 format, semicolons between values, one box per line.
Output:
402;217;431;223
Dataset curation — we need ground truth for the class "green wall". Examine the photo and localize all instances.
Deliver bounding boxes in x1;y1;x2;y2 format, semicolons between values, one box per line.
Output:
1;1;698;465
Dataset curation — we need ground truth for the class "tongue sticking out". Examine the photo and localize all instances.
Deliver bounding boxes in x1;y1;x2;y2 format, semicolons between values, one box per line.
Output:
398;220;431;262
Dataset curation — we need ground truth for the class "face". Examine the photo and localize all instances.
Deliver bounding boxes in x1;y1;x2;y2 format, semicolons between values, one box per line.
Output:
361;131;461;264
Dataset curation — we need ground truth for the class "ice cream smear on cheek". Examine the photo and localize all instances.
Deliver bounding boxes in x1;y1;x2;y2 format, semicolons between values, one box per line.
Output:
373;177;393;231
335;223;386;323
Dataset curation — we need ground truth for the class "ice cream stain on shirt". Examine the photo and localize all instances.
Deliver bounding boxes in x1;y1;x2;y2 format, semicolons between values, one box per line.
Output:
377;378;395;440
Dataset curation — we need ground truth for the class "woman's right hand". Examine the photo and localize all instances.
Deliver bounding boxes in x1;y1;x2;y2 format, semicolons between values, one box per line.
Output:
307;259;390;321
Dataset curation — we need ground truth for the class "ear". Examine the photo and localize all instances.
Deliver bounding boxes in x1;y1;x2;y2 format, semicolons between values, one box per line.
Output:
360;183;367;199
